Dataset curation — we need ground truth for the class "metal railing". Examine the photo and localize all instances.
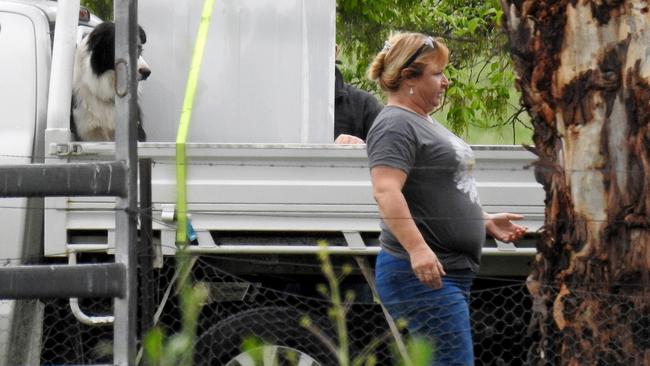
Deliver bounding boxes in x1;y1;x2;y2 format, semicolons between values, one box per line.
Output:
0;0;141;364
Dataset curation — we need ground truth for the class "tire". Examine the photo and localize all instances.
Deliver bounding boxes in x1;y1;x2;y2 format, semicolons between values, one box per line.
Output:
224;345;321;366
194;306;339;366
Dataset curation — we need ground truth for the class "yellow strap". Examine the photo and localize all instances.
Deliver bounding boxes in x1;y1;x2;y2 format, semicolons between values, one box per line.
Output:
176;0;216;245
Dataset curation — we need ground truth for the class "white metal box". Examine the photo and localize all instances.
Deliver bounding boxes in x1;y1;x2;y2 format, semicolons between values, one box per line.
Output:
138;0;336;143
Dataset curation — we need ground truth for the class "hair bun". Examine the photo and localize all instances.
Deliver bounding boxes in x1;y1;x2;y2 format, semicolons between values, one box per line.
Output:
367;52;386;82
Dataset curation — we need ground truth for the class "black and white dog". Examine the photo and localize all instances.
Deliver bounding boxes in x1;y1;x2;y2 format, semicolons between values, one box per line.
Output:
71;22;151;141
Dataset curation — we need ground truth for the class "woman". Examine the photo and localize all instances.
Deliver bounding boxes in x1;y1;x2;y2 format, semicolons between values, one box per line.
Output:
366;32;526;365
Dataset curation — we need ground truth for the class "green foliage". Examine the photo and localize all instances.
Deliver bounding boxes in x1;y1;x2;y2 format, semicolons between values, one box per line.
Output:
143;327;164;364
337;0;531;143
314;241;435;366
143;253;209;366
317;241;352;366
395;338;434;366
240;337;266;364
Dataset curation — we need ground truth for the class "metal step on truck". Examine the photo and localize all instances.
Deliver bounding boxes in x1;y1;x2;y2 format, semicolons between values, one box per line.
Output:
0;0;543;365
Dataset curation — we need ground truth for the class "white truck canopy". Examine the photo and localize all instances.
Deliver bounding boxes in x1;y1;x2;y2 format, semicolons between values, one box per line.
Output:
139;0;336;143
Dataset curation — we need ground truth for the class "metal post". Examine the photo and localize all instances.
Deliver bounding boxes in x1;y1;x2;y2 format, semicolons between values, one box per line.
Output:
45;0;78;145
0;162;127;197
138;159;154;340
113;0;139;364
0;264;125;299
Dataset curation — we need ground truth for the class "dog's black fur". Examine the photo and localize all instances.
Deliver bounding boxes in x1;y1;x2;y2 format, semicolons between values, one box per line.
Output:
71;22;150;141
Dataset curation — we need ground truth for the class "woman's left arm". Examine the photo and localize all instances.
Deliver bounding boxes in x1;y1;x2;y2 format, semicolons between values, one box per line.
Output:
483;212;527;243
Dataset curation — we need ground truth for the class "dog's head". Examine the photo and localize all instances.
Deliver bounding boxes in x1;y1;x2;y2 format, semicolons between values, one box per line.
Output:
72;21;151;141
85;22;151;81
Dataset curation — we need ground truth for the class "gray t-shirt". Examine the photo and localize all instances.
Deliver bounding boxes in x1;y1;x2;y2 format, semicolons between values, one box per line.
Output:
366;106;485;272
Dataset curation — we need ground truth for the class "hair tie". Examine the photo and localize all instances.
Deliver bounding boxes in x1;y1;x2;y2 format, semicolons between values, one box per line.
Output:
382;41;391;52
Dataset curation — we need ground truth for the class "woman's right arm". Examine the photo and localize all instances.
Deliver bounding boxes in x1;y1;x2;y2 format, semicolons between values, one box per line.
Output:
371;166;446;289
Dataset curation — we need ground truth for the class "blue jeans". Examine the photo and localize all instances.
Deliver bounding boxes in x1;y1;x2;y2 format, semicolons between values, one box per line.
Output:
375;250;474;366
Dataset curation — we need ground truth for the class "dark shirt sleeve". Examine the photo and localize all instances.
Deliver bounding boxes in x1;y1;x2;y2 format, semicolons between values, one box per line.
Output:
362;93;383;140
334;83;383;141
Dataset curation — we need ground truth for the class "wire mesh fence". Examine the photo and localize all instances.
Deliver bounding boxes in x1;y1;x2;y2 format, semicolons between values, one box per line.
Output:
40;298;113;365
2;254;647;365
0;254;528;365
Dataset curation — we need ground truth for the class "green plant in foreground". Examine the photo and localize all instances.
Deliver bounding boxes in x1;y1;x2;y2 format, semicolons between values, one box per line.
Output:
395;338;433;366
295;241;354;366
239;337;266;364
143;251;208;366
142;238;434;366
306;241;433;366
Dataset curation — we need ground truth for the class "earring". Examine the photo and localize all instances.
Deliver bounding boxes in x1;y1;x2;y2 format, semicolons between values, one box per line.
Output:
409;87;414;95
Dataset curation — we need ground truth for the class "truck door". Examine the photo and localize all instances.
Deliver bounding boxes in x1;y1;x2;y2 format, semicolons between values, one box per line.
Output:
0;2;50;261
0;3;51;364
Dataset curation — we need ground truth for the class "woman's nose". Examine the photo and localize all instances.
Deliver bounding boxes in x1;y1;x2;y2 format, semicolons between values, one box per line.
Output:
442;74;450;88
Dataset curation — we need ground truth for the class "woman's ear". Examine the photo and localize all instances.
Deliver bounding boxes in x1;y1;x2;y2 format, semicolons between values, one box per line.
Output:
400;68;412;80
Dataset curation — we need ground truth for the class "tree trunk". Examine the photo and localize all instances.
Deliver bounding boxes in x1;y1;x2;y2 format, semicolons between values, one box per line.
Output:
500;1;650;364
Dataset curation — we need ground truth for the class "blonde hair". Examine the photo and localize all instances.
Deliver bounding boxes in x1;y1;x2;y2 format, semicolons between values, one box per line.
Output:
367;32;449;92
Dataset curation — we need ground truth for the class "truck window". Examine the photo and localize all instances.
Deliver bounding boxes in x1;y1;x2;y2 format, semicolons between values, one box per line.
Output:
0;12;37;161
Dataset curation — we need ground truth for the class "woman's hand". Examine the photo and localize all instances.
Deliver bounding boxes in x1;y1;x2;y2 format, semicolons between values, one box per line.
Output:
484;212;527;243
410;245;446;289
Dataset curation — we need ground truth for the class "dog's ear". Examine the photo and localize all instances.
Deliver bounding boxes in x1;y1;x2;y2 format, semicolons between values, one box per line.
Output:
138;26;147;45
87;22;115;76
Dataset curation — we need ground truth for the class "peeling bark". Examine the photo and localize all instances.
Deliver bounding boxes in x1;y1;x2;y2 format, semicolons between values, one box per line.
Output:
501;1;650;364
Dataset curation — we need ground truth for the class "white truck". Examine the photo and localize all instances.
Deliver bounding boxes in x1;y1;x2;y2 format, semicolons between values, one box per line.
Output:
0;0;543;365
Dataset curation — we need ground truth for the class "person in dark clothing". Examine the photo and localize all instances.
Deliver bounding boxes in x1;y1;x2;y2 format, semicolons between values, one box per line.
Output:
334;66;383;144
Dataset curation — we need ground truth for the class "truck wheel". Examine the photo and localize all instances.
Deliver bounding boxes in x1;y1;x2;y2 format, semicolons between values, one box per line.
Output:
225;345;320;366
194;306;338;366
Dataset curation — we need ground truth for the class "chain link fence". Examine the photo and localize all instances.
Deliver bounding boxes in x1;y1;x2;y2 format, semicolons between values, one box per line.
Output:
2;254;647;365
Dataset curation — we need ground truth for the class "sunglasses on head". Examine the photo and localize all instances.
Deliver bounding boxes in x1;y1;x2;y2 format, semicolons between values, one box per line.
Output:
401;36;436;70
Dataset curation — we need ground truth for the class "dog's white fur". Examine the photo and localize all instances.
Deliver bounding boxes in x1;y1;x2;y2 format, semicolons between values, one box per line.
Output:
72;27;150;141
72;35;117;141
